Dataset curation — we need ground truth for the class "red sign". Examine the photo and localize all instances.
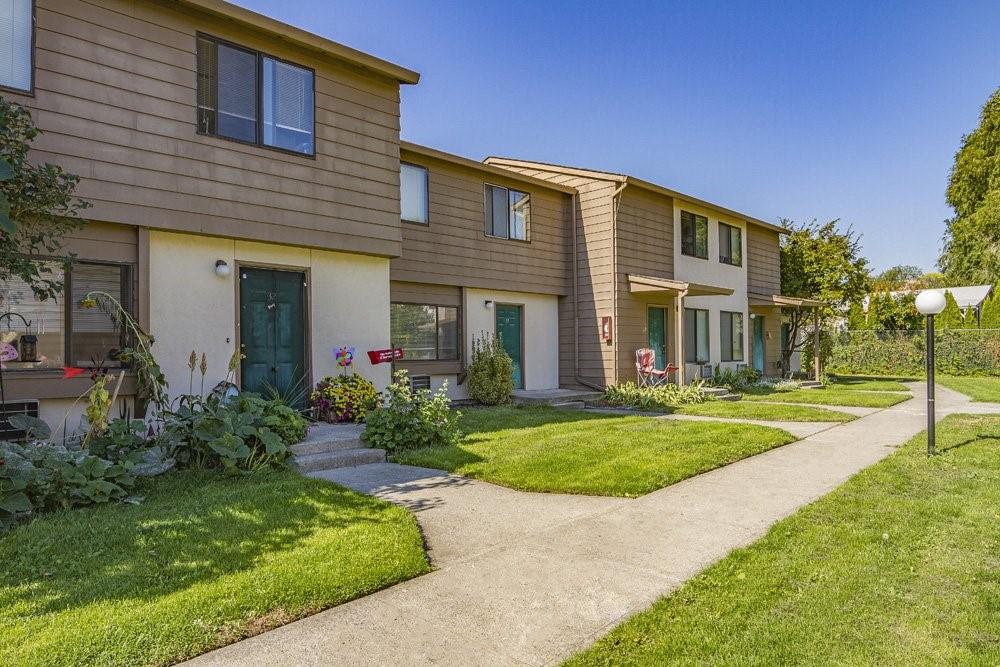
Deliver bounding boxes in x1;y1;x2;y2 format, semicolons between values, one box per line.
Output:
367;348;404;364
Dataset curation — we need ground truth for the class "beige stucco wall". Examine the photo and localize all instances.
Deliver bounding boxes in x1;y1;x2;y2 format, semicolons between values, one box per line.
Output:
148;231;391;402
464;288;560;391
38;396;132;440
672;201;750;381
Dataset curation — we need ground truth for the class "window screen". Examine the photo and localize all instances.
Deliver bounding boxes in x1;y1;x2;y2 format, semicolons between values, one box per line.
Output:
719;223;742;266
400;163;429;224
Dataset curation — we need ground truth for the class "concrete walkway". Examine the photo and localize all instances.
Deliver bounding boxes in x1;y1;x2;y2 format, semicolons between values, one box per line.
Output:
187;382;975;667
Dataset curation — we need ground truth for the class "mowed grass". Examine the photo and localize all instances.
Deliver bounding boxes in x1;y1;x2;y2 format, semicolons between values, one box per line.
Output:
0;470;430;667
566;413;1000;666
828;375;913;392
742;386;910;408
939;375;1000;402
391;406;796;497
669;400;855;422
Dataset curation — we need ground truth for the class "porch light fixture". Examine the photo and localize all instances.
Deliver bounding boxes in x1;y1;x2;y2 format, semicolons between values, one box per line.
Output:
484;300;494;309
214;259;231;277
916;290;946;455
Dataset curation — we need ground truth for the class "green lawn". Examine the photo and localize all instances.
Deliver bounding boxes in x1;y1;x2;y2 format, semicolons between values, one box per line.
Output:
670;400;855;422
939;375;1000;402
742;386;910;408
566;413;1000;666
391;406;796;497
0;470;430;667
828;375;913;392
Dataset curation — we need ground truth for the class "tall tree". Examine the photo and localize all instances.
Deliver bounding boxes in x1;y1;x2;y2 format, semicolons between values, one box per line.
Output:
780;219;870;370
0;97;89;301
872;264;923;291
939;87;1000;285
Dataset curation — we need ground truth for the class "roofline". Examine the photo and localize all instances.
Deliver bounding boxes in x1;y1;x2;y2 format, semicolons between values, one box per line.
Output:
401;143;577;194
485;156;789;235
176;0;420;84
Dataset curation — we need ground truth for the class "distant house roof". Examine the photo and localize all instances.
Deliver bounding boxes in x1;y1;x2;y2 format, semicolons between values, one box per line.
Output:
920;285;994;310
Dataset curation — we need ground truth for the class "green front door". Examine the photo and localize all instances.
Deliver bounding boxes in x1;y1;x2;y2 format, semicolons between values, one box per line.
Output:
240;267;306;404
495;304;523;389
647;306;668;370
753;315;765;374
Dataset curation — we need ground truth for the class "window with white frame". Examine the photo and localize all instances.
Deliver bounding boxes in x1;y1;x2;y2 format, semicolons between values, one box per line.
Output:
1;0;33;92
400;163;429;224
720;310;744;361
484;184;529;240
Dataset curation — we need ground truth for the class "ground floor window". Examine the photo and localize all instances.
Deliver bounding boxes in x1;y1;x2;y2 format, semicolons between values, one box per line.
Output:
390;303;459;361
721;310;744;362
0;260;131;370
684;308;710;363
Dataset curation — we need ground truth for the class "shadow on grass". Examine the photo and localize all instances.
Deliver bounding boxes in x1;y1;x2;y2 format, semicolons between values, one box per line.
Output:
938;433;1000;453
457;404;623;435
829;374;921;383
0;470;395;620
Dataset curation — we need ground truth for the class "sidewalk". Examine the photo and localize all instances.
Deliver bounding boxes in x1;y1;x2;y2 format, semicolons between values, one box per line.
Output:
186;383;973;667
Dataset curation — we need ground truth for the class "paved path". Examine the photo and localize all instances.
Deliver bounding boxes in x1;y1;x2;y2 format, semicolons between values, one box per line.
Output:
188;382;975;667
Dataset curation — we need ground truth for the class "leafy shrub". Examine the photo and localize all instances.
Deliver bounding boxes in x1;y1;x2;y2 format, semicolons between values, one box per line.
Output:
604;381;708;410
828;329;1000;377
363;370;461;453
0;439;138;529
310;374;379;423
711;366;760;391
468;333;514;405
164;393;306;474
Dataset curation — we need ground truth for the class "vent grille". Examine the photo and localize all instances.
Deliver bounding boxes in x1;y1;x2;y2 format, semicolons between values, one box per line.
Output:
410;375;431;391
1;400;40;440
698;365;714;379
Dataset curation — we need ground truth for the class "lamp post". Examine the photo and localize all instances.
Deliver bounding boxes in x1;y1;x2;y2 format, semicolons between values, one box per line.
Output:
915;290;947;455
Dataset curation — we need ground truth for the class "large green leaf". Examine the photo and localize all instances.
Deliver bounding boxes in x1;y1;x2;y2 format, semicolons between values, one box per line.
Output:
0;491;33;514
0;158;13;181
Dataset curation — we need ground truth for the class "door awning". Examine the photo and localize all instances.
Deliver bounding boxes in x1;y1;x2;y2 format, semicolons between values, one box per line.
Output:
628;274;734;297
749;294;825;308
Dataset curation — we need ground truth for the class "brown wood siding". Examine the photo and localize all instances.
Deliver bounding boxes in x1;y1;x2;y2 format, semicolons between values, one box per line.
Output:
614;188;675;381
748;226;781;297
391;152;573;296
6;0;403;257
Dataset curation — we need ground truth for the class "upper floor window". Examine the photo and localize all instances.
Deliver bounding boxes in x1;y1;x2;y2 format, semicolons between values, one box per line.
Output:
681;210;708;259
720;311;744;362
485;184;529;241
196;35;315;155
719;222;742;266
400;163;429;224
1;0;33;92
390;303;459;361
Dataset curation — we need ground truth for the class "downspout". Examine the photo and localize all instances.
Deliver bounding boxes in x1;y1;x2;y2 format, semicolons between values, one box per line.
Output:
610;180;628;386
571;191;603;391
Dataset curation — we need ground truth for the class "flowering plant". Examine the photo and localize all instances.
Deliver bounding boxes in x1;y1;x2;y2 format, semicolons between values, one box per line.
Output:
309;373;378;423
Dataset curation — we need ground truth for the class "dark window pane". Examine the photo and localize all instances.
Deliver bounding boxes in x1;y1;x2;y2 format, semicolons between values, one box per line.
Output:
71;264;127;367
684;308;696;362
681;211;695;256
196;37;217;134
681;211;707;258
732;312;744;360
437;307;458;359
731;226;742;265
721;311;733;361
401;163;428;223
263;56;314;154
390;304;437;360
695;215;708;258
486;185;509;238
509;190;529;240
217;43;257;143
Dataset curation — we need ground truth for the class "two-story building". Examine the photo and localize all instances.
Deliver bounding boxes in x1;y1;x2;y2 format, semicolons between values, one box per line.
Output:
0;0;792;432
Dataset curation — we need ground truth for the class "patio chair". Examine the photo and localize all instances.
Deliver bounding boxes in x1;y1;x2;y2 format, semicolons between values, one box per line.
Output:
635;348;678;387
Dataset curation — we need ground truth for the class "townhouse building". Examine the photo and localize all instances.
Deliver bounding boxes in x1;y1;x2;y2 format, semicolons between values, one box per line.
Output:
0;0;792;430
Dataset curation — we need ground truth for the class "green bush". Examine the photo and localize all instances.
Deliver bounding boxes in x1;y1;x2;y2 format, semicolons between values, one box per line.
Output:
604;381;708;410
363;370;461;453
309;373;379;423
711;366;759;391
164;393;306;474
468;333;514;405
828;328;1000;377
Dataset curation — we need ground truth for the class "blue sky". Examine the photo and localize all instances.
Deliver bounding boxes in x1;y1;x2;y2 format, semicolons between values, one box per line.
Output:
235;0;1000;273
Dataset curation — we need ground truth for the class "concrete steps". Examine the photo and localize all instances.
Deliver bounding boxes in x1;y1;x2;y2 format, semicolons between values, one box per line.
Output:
291;423;385;473
703;386;742;401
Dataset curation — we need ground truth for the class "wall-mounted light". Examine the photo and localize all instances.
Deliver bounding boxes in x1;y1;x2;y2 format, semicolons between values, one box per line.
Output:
214;259;231;277
484;300;494;309
749;313;757;319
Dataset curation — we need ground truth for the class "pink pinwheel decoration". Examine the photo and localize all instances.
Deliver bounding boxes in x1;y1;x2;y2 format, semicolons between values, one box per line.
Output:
0;342;18;363
335;346;356;368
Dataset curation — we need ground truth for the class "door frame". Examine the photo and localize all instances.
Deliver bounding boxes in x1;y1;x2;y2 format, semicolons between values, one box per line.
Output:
646;303;671;371
495;302;525;390
234;261;312;395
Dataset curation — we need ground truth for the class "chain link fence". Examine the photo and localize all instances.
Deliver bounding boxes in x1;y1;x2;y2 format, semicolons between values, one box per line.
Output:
827;328;1000;377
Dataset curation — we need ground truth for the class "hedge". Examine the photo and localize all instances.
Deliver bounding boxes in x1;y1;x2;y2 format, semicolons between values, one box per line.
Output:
827;329;1000;377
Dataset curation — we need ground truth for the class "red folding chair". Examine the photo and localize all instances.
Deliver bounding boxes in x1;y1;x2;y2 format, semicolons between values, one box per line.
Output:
635;348;678;387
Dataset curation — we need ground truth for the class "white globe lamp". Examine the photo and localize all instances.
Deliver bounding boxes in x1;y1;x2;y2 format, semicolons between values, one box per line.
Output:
915;289;946;455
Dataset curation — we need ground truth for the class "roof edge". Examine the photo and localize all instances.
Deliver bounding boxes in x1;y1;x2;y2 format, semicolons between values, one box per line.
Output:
486;157;789;235
176;0;420;84
402;143;576;194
